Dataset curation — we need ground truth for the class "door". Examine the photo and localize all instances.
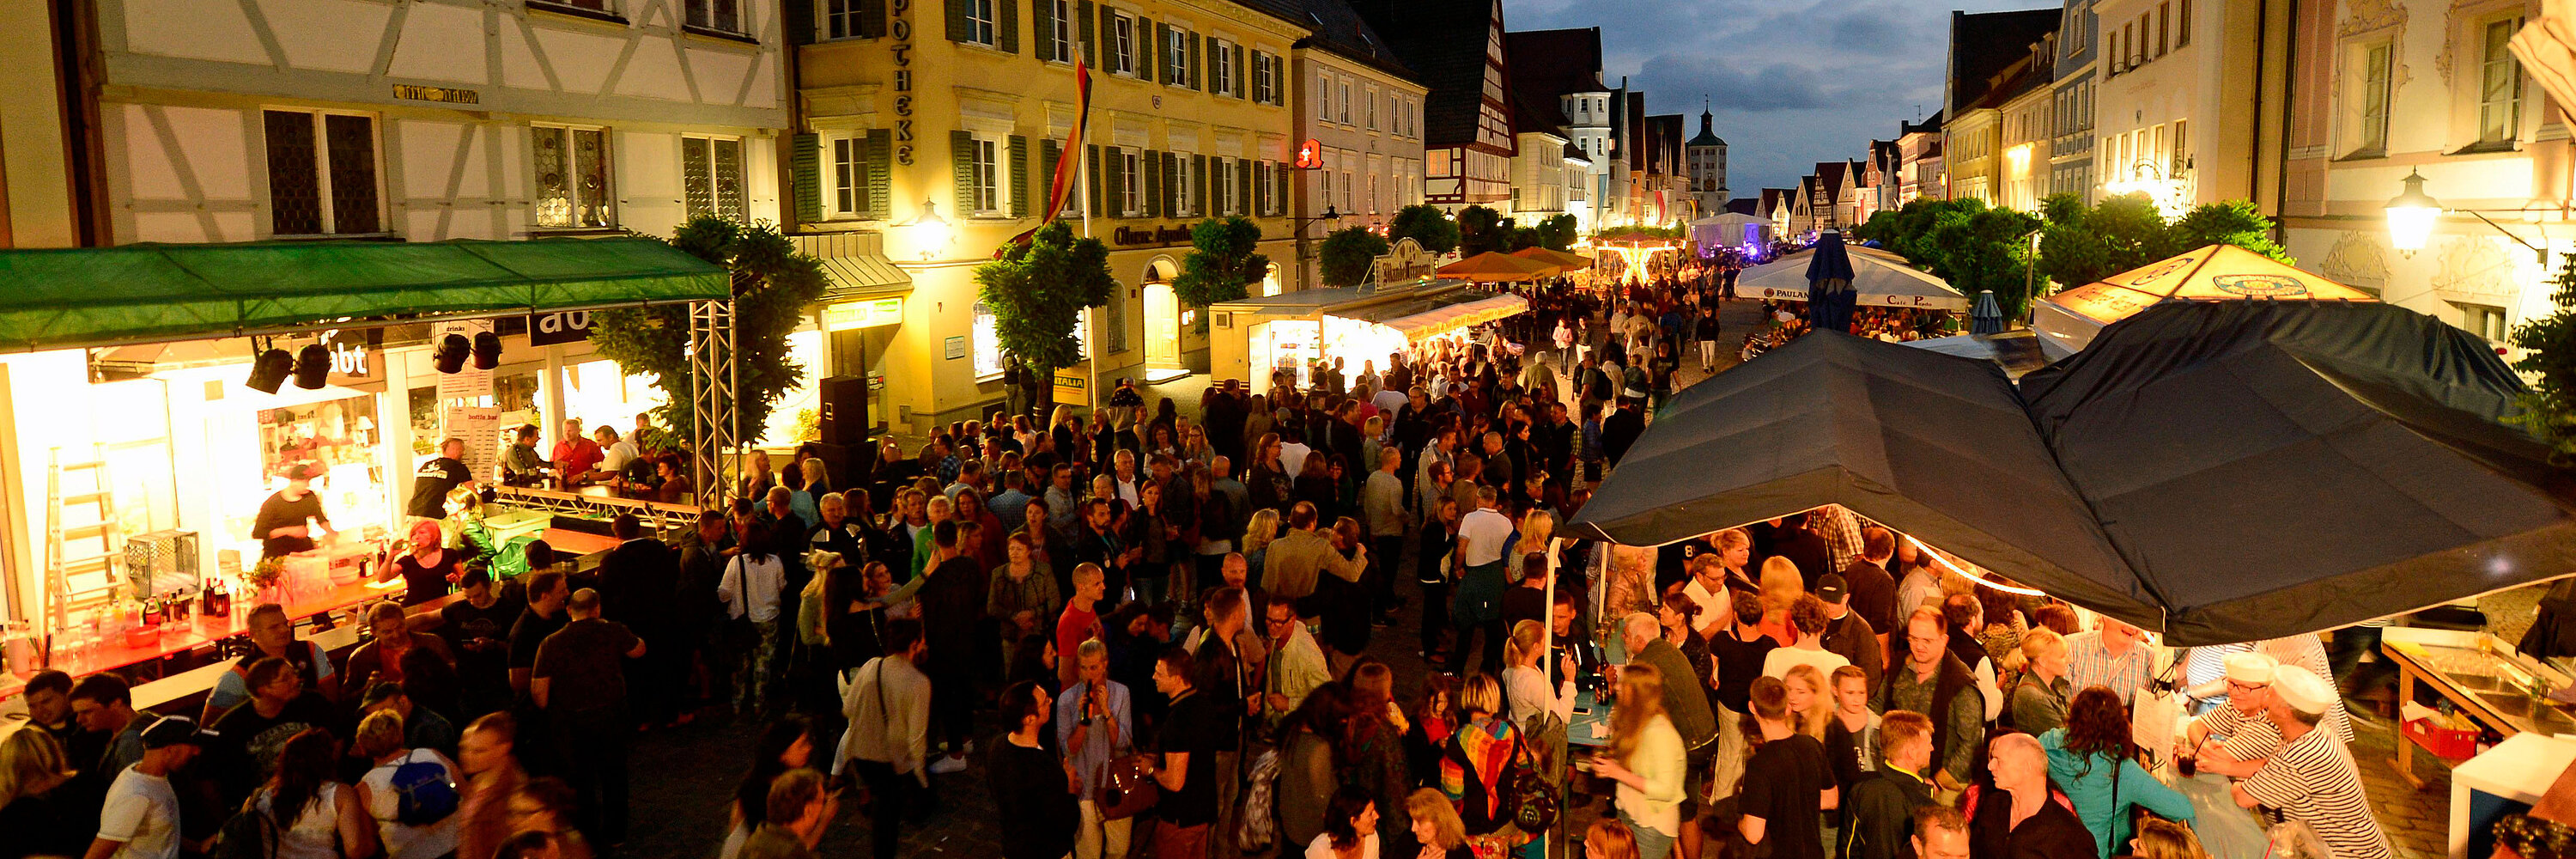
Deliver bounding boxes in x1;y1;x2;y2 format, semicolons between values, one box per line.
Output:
1145;282;1180;369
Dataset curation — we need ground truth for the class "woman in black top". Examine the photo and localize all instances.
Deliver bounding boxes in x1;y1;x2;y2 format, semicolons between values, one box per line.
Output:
1291;454;1339;523
383;520;460;606
1735;677;1834;859
0;728;85;859
725;716;814;855
1657;587;1715;692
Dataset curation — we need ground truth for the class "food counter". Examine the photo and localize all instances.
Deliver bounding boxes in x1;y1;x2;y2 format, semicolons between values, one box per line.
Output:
2381;627;2576;788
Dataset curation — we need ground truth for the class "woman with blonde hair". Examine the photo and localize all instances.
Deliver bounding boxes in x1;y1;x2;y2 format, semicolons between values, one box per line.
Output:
798;550;841;646
2128;818;2212;859
1404;788;1473;859
1436;673;1524;843
1756;556;1805;646
1242;507;1285;574
1590;661;1684;859
1505;510;1556;582
1780;663;1833;740
0;726;85;856
1502;619;1577;730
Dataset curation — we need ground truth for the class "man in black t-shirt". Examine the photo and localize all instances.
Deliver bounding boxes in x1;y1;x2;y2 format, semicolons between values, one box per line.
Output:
533;588;647;844
408;437;475;521
507;570;572;700
440;567;521;718
253;464;331;558
1147;646;1221;859
209;655;334;807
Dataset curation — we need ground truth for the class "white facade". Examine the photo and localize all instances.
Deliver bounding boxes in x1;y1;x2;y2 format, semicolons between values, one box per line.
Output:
2092;0;2261;211
94;0;787;245
1510;131;1571;219
1562;89;1616;232
1294;49;1426;286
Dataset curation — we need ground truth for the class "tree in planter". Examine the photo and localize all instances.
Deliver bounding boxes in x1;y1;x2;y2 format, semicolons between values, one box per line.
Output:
1456;205;1507;256
1319;226;1389;287
1389;204;1461;254
975;220;1115;417
589;216;828;446
1173;216;1269;331
2512;253;2576;463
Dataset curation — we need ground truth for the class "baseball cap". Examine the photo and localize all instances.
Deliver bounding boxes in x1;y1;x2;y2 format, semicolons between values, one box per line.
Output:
1815;574;1849;603
2273;665;2336;714
140;715;216;749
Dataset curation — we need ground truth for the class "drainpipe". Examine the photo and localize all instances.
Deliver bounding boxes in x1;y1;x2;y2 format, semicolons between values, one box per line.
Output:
2272;0;2299;238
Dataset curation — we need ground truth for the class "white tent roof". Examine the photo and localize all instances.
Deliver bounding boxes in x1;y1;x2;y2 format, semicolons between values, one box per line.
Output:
1735;245;1970;311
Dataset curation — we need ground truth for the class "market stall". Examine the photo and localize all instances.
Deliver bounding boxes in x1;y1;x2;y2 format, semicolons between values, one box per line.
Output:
1209;279;1530;396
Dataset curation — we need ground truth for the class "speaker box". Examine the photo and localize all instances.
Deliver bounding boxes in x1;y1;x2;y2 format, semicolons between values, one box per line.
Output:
818;375;872;446
802;441;860;494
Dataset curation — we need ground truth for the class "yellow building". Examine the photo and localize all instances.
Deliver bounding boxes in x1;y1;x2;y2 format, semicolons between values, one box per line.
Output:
794;0;1305;435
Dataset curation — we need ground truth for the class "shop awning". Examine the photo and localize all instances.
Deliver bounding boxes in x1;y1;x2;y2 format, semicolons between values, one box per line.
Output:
817;254;913;302
1334;289;1530;338
1737;246;1971;311
2035;244;2375;352
1570;301;2576;645
0;238;729;352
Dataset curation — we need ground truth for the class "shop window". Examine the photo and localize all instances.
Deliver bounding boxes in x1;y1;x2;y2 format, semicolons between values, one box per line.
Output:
973;302;1004;378
263;110;382;236
533;125;615;229
682;136;746;222
684;0;741;34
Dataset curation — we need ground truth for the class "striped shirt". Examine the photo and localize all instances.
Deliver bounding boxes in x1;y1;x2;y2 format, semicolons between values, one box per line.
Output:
2239;726;2392;859
2065;631;2158;704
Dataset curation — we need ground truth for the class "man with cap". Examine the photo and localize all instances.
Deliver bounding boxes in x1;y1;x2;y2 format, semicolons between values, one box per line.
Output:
2231;666;2393;859
89;716;214;859
253;463;334;559
1814;573;1885;691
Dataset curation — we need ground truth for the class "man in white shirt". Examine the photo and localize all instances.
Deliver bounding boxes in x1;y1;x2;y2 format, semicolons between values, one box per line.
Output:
1278;430;1313;479
1764;593;1854;680
89;716;211;859
842;618;933;859
1261;594;1329;723
1449;484;1517;676
592;425;641;483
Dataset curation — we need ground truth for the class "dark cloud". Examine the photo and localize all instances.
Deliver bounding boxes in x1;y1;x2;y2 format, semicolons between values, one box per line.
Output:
1506;0;2060;192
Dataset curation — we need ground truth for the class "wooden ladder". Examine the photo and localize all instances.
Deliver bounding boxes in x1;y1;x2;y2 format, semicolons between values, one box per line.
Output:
43;446;120;641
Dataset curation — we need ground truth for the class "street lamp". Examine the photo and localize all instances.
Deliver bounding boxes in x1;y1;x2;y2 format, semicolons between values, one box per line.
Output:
2383;169;2441;256
897;198;951;261
1291;204;1342;290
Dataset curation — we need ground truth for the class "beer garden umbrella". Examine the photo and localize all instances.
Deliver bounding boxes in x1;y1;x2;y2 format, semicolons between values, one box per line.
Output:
1511;246;1595;271
1437;251;1559;283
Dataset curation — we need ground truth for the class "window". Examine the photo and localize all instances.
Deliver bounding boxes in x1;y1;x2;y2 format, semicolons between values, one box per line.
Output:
1121;149;1141;216
684;0;740;33
2355;41;2392;154
2109;29;2123;72
2156;3;2169;57
2123;21;2136;65
829;137;866;217
970;137;1000;215
540;0;611;11
1255;52;1278;103
1166;27;1188;84
681;136;745;221
1219;159;1238;214
2178;0;2191;46
1176;155;1197;216
1212;40;1235;94
1368;174;1378;213
532;125;613;228
972;302;1004;377
823;0;870;39
2482;17;2525;144
263;110;381;235
1366;87;1378;130
1112;14;1136;74
2172;119;2189;174
965;0;995;45
1338;79;1352;125
2455;302;2509;340
1319;168;1331;210
1049;0;1071;60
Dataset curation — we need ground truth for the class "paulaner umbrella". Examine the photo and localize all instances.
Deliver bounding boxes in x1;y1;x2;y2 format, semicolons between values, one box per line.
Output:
1805;231;1858;332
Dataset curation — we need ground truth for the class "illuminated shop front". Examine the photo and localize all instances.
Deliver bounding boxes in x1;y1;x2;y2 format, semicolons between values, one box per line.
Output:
1210;279;1530;396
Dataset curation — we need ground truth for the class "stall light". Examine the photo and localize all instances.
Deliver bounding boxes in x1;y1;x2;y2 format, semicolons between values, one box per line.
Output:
2384;169;2440;255
246;348;295;393
291;344;331;389
1902;533;2048;596
471;331;503;370
432;333;471;374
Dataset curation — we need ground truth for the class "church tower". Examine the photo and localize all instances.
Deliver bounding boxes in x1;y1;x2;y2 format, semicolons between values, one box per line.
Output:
1686;102;1729;216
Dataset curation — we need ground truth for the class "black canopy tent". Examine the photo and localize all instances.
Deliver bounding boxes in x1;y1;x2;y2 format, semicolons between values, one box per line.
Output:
1567;301;2576;645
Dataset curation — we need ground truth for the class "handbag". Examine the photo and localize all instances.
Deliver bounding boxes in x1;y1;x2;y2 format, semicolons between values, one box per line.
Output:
1497;723;1558;835
1095;753;1161;820
1236;748;1281;852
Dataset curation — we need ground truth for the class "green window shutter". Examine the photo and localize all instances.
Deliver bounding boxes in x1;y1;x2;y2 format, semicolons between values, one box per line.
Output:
1252;159;1267;215
1153;21;1170;83
952;130;977;213
1144;149;1162;217
1232;44;1246;97
1194;154;1208;215
1031;0;1052;60
1077;0;1095;64
1041;139;1060;215
860;0;886;37
1087;144;1104;215
1190;33;1203;90
865;129;892;219
947;0;971;42
1239;157;1253;216
1276;161;1291;216
790;132;822;223
996;0;1018;52
1009;135;1030;217
785;0;814;45
1164;152;1179;216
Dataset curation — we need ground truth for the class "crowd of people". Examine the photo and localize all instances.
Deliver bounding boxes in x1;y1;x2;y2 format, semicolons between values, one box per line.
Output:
0;270;2403;859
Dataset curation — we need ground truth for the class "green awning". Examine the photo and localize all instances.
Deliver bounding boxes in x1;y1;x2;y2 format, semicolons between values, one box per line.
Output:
0;237;730;352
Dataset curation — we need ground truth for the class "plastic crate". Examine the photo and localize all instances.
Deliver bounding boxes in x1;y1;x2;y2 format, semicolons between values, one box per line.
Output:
122;529;198;598
2403;716;2481;761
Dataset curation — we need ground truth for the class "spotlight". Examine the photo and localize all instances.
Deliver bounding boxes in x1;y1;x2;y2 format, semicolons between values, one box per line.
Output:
472;331;502;370
433;333;471;374
293;344;331;389
246;349;295;393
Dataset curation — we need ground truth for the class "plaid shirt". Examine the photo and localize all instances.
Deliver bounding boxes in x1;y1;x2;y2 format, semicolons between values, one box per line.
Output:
1812;504;1867;574
2065;631;2158;704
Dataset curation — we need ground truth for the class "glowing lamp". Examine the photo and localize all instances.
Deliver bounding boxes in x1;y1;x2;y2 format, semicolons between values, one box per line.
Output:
2384;169;2440;255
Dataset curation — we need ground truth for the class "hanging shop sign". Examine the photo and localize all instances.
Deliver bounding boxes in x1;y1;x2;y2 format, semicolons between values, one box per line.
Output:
821;298;907;331
319;328;382;385
528;310;594;346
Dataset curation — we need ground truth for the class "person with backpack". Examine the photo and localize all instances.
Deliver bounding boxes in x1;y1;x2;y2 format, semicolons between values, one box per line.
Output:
240;728;375;859
354;710;461;859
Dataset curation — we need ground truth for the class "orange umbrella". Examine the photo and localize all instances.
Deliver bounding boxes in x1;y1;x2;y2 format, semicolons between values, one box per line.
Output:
1438;251;1559;282
1511;246;1595;271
